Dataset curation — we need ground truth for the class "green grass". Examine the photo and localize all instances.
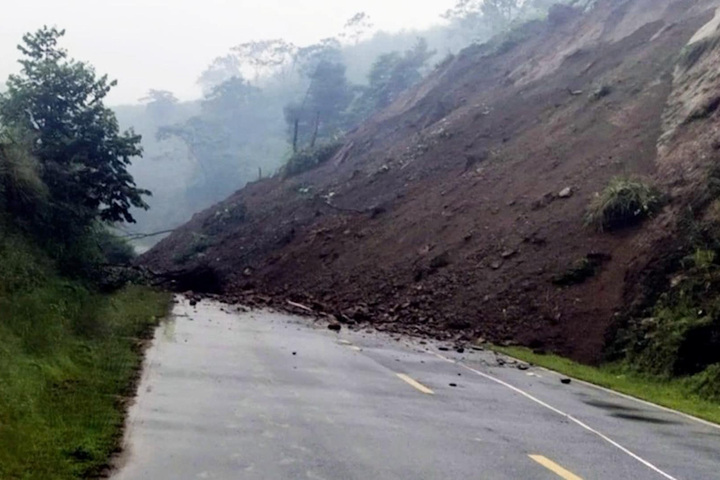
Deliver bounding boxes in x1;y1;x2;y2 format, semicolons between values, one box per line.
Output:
0;229;171;479
585;177;664;232
491;346;720;425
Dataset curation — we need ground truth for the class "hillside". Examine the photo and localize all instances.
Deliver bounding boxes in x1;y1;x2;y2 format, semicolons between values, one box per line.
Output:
143;0;720;364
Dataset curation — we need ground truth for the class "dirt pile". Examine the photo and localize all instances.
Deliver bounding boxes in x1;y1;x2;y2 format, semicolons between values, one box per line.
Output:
143;0;720;363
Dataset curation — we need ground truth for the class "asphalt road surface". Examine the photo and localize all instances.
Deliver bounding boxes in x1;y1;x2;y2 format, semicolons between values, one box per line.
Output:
111;298;720;480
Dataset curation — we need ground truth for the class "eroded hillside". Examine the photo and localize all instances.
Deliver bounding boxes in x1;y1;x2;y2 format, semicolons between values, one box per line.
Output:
143;0;720;363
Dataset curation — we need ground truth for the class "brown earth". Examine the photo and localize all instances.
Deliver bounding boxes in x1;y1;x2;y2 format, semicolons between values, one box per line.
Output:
142;0;720;363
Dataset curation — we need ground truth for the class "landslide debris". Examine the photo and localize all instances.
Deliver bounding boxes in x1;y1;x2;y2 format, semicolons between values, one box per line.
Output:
143;0;720;365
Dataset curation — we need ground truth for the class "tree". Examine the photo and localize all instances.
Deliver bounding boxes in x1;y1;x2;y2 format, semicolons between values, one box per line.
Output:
340;13;374;45
284;60;353;150
350;38;435;121
197;54;242;93
443;0;525;35
0;26;149;229
231;39;297;82
158;76;270;205
140;89;179;122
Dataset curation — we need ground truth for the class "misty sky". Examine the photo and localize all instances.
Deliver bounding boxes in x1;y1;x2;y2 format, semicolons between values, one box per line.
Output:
1;0;456;105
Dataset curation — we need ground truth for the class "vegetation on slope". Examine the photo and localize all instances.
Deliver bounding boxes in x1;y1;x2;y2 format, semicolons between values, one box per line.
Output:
585;177;664;232
0;27;171;478
0;229;170;478
493;346;720;424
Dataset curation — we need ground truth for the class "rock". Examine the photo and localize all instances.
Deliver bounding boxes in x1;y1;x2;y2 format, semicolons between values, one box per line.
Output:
328;323;342;332
501;249;516;259
558;187;573;198
517;363;530;371
456;347;465;354
449;383;458;387
497;357;506;366
243;267;253;276
292;352;297;356
189;299;198;307
438;346;450;351
471;345;484;351
490;260;503;270
560;377;572;385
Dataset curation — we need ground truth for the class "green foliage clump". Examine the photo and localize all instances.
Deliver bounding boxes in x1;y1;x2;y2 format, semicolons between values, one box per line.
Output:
351;39;435;117
284;141;344;177
678;36;720;71
585;177;664;232
552;254;609;286
0;26;150;239
625;249;720;378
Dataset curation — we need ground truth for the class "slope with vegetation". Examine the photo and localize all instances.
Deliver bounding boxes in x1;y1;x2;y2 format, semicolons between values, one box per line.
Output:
0;28;170;478
145;0;720;408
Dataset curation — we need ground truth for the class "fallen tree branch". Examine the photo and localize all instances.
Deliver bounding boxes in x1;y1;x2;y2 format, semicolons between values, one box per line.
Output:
121;229;176;240
286;300;314;313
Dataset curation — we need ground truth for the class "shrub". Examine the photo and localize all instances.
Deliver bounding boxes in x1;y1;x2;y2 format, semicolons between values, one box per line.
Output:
585;177;664;232
678;36;720;71
284;141;344;177
94;227;136;265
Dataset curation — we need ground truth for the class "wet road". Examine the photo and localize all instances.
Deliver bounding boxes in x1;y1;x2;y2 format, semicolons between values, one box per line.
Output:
111;298;720;480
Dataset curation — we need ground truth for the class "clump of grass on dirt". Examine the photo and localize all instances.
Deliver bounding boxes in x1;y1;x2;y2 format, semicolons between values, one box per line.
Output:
585;177;664;232
0;229;171;479
491;346;720;425
284;141;344;177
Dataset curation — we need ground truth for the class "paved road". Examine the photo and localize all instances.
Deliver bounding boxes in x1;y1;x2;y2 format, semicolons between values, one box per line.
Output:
112;298;720;480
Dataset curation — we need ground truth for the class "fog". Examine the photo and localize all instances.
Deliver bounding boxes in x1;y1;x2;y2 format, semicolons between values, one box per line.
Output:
0;0;571;248
1;0;456;104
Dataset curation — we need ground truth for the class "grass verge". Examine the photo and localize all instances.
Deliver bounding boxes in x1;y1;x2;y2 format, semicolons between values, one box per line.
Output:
491;346;720;425
0;283;171;479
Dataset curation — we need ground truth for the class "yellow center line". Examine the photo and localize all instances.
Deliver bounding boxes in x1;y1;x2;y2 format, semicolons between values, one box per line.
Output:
396;373;434;395
529;455;583;480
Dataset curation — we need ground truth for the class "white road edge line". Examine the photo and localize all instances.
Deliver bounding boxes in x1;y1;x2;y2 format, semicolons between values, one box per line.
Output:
530;364;720;432
433;353;679;480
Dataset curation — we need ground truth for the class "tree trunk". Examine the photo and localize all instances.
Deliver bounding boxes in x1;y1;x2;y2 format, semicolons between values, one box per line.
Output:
310;112;320;149
292;118;299;153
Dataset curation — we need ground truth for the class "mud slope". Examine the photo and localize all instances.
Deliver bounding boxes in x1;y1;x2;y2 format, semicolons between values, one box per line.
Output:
143;0;720;363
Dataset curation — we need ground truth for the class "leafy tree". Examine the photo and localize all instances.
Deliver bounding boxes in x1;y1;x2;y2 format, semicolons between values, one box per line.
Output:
284;60;353;150
340;13;374;45
0;27;149;231
140;89;179;122
362;38;434;112
293;38;343;77
231;39;297;82
197;54;242;93
158;76;273;204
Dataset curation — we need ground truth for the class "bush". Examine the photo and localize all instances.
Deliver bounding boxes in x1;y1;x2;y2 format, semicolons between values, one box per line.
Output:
284;141;344;177
585;177;664;232
95;227;136;265
0;132;48;221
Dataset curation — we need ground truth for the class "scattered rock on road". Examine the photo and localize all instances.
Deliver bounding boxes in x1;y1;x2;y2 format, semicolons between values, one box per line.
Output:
328;323;342;332
561;378;572;384
517;363;530;371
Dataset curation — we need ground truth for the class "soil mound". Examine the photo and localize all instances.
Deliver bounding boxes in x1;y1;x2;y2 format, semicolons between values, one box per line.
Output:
143;0;720;363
